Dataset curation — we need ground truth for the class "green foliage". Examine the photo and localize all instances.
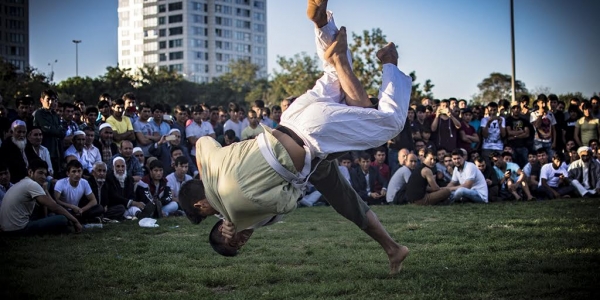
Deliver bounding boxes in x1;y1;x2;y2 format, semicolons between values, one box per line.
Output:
269;52;321;104
473;72;527;104
557;91;590;102
349;28;389;95
0;58;52;106
409;71;436;103
1;199;599;299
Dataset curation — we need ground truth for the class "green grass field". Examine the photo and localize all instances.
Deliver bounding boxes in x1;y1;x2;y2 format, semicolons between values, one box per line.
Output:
2;199;599;299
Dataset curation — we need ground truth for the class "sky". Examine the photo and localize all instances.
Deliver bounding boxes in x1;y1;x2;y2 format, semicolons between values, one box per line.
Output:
29;0;600;100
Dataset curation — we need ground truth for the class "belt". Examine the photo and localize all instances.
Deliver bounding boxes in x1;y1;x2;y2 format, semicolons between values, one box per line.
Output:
275;125;305;147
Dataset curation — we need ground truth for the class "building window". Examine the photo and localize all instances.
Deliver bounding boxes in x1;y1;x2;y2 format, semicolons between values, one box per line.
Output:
159;53;167;61
168;2;182;11
222;5;232;14
8;33;25;43
253;23;265;33
169;64;183;72
168;14;183;23
159;29;166;37
236;8;250;17
169;51;184;60
215;4;222;13
235;20;251;29
169;39;183;48
253;12;265;21
254;34;265;44
158;4;166;13
235;31;251;41
254;1;265;9
169;27;183;36
122;50;130;56
159;41;166;49
216;65;223;72
158;16;165;25
235;0;250;5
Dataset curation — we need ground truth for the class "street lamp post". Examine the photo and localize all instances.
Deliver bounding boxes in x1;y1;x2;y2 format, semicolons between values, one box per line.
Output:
510;0;516;104
48;59;57;81
72;40;82;77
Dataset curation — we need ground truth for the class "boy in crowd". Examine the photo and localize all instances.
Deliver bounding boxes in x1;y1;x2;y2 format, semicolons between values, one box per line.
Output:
53;160;104;222
166;156;193;202
142;160;176;217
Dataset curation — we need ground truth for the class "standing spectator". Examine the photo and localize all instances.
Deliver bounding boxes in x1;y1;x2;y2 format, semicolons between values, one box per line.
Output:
208;107;224;139
122;92;139;124
470;105;482;132
458;108;478;154
33;90;65;174
564;106;580;146
241;110;264;140
61;103;79;148
519;95;532;119
223;103;243;139
149;104;171;136
591;96;600;119
13;96;34;128
106;99;135;147
133;104;160;157
574;101;600;148
480;102;506;165
405;150;450;205
538;153;573;199
0;160;82;235
172;105;190;147
271;105;282;127
530;94;556;156
79;107;100;140
505;104;531;167
431;100;461;152
186;105;216;159
446;149;488;203
96;100;111;126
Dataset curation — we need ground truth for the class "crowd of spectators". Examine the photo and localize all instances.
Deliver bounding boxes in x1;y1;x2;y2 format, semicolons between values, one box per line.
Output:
0;90;598;235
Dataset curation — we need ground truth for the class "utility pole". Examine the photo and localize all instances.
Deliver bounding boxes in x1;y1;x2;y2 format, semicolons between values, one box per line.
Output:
72;40;82;77
510;0;516;103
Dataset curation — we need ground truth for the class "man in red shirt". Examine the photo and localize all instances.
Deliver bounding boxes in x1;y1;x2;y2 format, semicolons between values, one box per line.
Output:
371;147;390;181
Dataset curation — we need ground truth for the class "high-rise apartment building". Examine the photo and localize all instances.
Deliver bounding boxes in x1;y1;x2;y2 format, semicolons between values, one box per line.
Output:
118;0;267;83
0;0;29;72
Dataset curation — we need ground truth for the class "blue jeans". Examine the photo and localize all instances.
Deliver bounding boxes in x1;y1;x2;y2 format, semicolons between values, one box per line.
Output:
534;140;553;158
6;215;70;236
450;187;487;203
162;201;179;216
513;146;529;169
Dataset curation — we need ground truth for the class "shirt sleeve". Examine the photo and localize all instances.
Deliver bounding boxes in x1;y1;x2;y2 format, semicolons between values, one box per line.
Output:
500;117;506;128
206;122;215;135
133;120;142;133
451;169;459;183
82;180;93;196
463;164;477;181
126;118;134;131
53;179;65;193
480;117;488;128
27;180;46;199
185;124;196;138
540;165;549;181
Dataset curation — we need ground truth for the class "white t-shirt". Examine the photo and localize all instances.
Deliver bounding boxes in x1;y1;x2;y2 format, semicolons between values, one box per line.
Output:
451;162;488;202
186;121;215;155
480;116;505;150
223;119;243;140
54;178;92;206
0;177;46;231
539;163;568;188
166;172;192;198
386;166;411;203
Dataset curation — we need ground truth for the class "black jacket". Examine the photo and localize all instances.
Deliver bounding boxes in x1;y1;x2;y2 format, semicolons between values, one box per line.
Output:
350;166;389;201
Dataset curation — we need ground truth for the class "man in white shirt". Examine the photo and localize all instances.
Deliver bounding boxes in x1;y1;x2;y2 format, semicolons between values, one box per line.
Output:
223;104;243;139
0;160;82;235
530;95;556;157
186;105;216;157
25;126;54;177
538;152;573;199
446;149;488;203
182;0;411;275
166;156;192;201
63;131;93;174
82;127;102;172
480;102;506;164
53;160;104;222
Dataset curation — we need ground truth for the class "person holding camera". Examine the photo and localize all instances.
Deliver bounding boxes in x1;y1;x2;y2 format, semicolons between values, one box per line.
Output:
431;99;461;152
538;152;573;199
490;151;534;201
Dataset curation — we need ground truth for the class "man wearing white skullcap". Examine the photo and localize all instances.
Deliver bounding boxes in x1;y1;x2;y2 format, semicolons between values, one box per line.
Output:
64;130;93;173
0;120;29;182
93;123;119;165
567;146;600;197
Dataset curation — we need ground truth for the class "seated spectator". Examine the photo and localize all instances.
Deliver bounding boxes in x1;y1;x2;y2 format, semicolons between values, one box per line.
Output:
217;129;240;147
436;153;454;187
350;152;388;205
0;163;12;206
528;149;549;189
474;157;501;202
82;127;102;172
106;157;153;220
491;152;534;201
133;147;145;166
574;101;599;148
93;123;119;165
53;160;104;223
63;131;93;175
522;152;537;178
446;149;488;203
387;153;417;204
109;140;144;182
0;160;83;235
1;120;28;183
568;148;580;164
24;126;54;177
142;160;176;217
88;161;125;221
421;128;436;152
149;130;198;177
371;147;390;182
298;183;324;207
568;147;600;197
537;152;573;199
171;105;189;146
241;110;264;140
166;156;193;202
434;148;448;178
405;150;450;205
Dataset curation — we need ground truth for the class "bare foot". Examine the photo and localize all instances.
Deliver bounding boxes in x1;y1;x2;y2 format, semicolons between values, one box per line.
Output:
376;42;398;66
306;0;328;28
323;26;348;66
388;245;409;275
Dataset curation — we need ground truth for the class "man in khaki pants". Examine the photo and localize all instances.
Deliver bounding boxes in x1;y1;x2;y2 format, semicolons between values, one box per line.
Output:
181;0;411;275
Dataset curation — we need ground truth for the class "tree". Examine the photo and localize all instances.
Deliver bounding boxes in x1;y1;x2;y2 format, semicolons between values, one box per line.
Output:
56;76;99;103
408;71;435;103
269;52;321;104
135;65;186;106
473;72;527;104
349;28;389;95
216;59;261;106
97;65;135;101
0;59;53;106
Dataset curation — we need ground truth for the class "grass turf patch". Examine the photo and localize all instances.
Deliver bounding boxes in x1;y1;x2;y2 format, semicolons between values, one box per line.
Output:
2;199;600;299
